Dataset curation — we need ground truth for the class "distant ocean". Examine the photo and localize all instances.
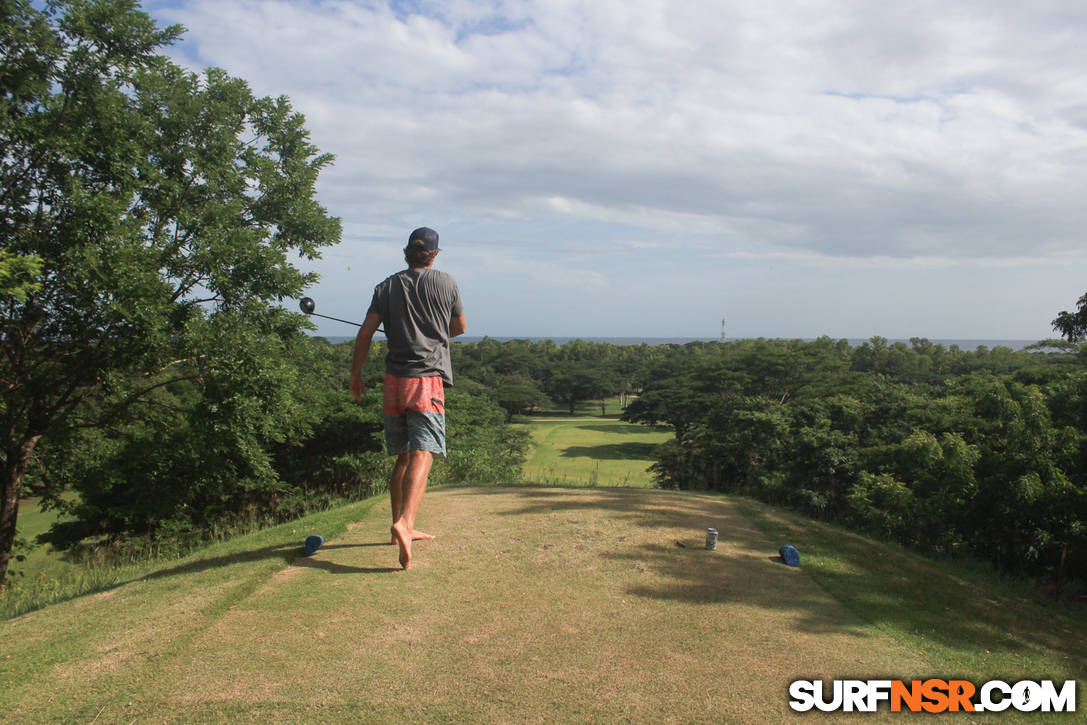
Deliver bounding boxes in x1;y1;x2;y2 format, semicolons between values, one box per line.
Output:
314;335;1043;351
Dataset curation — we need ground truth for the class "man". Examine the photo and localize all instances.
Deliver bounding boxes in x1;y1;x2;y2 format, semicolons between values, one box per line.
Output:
350;227;466;569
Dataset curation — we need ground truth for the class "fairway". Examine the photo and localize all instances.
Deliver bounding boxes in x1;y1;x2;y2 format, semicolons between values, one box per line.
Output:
517;419;671;487
7;486;1083;723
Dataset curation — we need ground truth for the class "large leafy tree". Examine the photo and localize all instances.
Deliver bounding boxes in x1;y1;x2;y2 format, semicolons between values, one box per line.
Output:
0;0;340;582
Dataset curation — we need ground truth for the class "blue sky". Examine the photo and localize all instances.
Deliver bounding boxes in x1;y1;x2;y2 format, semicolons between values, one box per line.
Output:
145;0;1087;340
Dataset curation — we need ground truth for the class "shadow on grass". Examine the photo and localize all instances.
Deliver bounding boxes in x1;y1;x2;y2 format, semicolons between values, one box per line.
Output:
139;544;301;581
138;541;401;580
737;499;1087;677
574;424;671;435
561;442;661;460
464;486;868;638
290;541;402;574
460;486;1087;674
3;498;396;618
291;557;401;575
318;542;388;550
515;411;621;420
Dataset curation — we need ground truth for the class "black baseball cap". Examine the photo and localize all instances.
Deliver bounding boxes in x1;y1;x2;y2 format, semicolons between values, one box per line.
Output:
408;226;440;251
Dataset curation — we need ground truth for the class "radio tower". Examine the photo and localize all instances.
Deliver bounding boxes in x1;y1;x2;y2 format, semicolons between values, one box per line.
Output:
720;318;726;343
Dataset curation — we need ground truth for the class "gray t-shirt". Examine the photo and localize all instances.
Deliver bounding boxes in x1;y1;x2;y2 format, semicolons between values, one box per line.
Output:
367;268;464;385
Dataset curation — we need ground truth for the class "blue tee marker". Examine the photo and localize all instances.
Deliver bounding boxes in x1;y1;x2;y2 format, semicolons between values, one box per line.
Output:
304;535;325;556
779;544;800;567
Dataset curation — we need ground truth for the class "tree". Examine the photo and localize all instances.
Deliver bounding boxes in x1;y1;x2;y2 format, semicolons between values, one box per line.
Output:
487;373;547;421
0;0;340;582
1052;293;1087;343
542;360;614;414
622;369;711;436
35;324;382;551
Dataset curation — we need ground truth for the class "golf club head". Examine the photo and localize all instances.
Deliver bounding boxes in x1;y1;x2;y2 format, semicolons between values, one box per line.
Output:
297;296;368;328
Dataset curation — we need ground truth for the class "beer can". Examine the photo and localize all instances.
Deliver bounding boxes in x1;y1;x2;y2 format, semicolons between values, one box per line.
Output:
705;527;718;550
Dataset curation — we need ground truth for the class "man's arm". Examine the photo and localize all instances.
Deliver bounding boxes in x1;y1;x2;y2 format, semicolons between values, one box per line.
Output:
449;314;467;338
350;311;383;403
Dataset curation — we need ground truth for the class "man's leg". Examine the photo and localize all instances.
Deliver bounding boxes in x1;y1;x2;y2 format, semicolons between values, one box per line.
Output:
390;449;434;569
388;453;435;544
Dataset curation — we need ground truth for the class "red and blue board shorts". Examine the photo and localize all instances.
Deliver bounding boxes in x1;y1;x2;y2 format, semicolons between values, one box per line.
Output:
382;375;446;457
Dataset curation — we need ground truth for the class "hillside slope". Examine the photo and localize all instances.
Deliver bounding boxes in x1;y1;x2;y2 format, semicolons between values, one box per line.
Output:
2;487;1082;723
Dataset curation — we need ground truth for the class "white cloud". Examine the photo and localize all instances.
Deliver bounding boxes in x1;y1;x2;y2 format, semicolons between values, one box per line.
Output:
147;0;1087;338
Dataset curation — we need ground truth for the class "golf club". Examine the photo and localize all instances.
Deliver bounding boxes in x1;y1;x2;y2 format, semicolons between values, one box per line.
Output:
299;297;383;332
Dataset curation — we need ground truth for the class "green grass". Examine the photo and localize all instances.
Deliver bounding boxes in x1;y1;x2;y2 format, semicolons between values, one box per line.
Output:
733;496;1087;686
9;411;1083;721
3;486;1083;723
513;397;672;487
1;495;383;621
10;495;74;584
514;413;671;487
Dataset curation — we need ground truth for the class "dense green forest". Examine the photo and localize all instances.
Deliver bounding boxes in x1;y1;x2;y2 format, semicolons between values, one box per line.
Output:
455;333;1087;587
623;337;1087;584
452;333;1087;586
456;334;1087;586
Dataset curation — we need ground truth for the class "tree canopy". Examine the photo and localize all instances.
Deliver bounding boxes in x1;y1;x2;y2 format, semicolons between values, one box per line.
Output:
622;336;1086;582
1;0;340;582
1052;293;1087;343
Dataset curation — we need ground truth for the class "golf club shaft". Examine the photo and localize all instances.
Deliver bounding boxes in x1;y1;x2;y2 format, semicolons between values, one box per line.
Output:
308;310;385;334
309;311;362;327
299;297;384;332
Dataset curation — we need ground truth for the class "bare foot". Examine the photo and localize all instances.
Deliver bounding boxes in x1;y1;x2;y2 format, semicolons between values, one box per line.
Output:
389;529;435;544
391;523;411;569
